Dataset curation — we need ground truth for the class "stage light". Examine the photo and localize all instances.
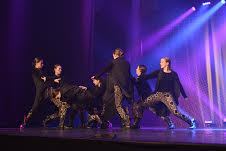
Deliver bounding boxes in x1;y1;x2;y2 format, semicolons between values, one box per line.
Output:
192;6;196;11
223;118;226;127
205;120;216;127
221;0;225;4
202;2;211;6
140;7;195;54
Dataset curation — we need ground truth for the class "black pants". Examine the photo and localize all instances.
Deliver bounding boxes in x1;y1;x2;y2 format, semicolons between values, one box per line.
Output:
23;87;47;126
31;87;47;112
68;103;86;127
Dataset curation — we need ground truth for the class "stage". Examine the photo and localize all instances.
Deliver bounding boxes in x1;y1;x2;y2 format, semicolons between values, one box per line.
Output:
1;128;226;151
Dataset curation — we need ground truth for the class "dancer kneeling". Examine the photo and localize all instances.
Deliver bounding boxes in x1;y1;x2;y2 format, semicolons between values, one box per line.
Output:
68;78;106;128
85;78;107;128
43;83;86;129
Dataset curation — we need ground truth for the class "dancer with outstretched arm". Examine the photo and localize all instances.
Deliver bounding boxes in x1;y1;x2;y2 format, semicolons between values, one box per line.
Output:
134;57;196;129
92;48;134;128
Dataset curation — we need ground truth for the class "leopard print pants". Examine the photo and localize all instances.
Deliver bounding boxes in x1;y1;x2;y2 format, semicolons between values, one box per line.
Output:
137;92;192;126
43;98;70;128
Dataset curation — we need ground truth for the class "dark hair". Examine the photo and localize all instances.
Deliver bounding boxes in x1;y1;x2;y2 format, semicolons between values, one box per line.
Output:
138;65;147;74
32;57;43;68
113;48;124;57
162;57;172;69
54;64;62;69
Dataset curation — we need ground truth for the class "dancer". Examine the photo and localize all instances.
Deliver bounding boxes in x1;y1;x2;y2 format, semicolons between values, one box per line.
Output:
92;48;133;128
43;88;70;129
67;77;106;128
43;82;87;129
135;57;196;129
131;65;172;129
48;64;64;89
22;57;50;127
42;64;71;129
84;78;106;128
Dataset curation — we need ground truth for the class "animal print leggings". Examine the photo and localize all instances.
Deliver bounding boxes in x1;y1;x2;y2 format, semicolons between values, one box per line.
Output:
43;98;70;128
137;92;193;126
87;114;102;126
114;85;130;126
132;100;173;126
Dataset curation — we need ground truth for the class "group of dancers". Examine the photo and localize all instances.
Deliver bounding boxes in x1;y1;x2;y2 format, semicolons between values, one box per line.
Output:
22;48;196;129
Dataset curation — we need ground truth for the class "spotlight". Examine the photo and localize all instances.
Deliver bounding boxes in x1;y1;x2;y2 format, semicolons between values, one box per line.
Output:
202;2;211;6
223;118;226;127
221;0;225;4
192;6;196;11
205;120;216;128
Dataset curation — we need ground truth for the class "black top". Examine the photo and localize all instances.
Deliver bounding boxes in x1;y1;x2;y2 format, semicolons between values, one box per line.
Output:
94;57;132;93
133;74;170;117
87;79;106;99
86;80;106;114
142;69;187;105
157;72;174;93
60;83;81;102
132;75;152;101
94;57;134;104
48;75;65;89
32;68;46;89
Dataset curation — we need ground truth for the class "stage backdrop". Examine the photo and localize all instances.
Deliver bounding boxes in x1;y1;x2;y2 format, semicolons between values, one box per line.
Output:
0;0;225;128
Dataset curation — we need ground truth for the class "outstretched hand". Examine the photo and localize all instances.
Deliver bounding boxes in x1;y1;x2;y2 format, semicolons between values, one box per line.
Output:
91;76;95;80
54;78;61;83
79;86;87;90
41;76;46;82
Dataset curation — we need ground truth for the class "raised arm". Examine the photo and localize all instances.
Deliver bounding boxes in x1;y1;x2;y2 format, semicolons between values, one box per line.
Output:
94;61;113;79
143;70;160;80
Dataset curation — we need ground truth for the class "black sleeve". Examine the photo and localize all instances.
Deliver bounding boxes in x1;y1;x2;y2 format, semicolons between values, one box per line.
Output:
59;76;65;87
128;65;134;104
46;75;55;82
129;65;135;84
175;72;187;98
143;70;160;80
32;69;42;79
85;87;99;100
95;61;113;79
32;69;44;84
101;79;107;89
130;77;136;85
